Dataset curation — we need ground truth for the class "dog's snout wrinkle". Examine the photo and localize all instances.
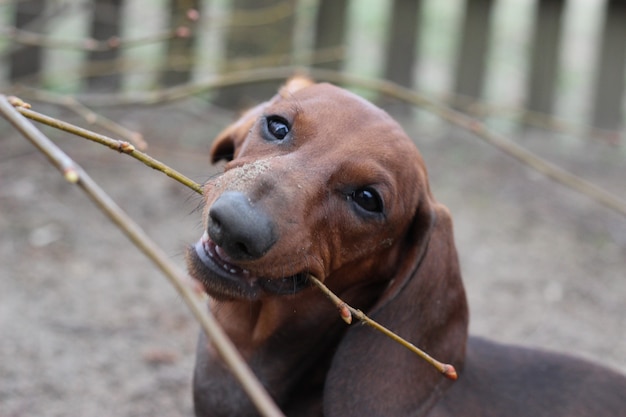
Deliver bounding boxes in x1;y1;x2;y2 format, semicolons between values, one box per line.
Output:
208;191;277;261
215;157;276;193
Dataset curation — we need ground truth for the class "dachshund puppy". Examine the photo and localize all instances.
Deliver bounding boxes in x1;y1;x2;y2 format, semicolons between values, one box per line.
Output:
186;78;626;417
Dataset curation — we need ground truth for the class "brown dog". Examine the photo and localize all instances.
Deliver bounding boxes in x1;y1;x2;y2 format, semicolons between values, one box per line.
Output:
186;78;626;417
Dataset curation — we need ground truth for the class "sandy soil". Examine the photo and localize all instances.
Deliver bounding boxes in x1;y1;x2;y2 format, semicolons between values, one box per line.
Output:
1;101;624;417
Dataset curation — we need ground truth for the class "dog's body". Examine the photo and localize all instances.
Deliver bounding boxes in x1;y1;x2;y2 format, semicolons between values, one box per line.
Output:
186;78;626;417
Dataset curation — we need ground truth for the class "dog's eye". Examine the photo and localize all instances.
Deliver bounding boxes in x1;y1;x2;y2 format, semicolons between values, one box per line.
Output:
351;187;383;213
266;116;290;140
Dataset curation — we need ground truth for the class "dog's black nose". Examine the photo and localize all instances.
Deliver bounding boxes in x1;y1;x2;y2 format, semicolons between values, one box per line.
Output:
207;191;277;260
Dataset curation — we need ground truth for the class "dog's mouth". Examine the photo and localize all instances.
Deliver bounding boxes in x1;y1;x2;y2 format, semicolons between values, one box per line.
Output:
186;232;310;301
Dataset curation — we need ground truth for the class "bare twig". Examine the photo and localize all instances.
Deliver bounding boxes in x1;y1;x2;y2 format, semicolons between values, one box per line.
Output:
1;2;294;54
20;90;147;149
441;92;621;145
62;97;149;150
308;275;458;380
0;95;284;417
225;0;295;27
0;21;195;52
10;100;202;195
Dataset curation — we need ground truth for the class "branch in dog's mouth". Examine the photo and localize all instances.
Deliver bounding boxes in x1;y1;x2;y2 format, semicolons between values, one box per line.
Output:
197;233;252;277
188;231;457;380
187;233;311;300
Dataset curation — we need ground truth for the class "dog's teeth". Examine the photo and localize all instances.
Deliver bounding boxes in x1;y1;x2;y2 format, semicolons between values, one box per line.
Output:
215;245;228;260
230;268;238;274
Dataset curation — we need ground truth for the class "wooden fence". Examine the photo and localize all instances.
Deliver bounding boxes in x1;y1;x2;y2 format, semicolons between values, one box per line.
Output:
2;0;625;137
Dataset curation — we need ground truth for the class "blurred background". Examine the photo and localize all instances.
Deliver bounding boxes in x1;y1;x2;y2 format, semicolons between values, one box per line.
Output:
1;1;624;416
2;0;625;133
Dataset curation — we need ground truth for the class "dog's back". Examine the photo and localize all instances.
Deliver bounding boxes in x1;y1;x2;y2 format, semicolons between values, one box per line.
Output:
432;336;626;417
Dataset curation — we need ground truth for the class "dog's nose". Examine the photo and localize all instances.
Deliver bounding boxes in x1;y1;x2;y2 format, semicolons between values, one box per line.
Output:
207;191;277;260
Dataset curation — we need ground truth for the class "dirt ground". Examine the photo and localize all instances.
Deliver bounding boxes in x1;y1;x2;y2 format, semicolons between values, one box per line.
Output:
1;99;624;417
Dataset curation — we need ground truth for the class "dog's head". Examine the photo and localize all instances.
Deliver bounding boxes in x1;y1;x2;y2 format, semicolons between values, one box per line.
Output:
188;78;469;416
186;77;433;302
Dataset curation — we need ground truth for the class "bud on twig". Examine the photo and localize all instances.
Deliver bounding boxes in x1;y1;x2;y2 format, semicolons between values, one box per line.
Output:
308;275;458;380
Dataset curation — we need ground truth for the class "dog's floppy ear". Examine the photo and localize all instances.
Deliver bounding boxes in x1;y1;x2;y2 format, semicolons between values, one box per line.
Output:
210;76;315;163
324;199;469;417
210;102;265;163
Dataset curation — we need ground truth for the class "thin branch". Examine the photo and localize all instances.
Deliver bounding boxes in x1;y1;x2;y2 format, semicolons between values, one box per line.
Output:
10;99;202;195
62;97;148;150
442;92;621;146
22;90;147;149
2;2;295;53
308;275;458;380
222;0;296;27
0;95;284;417
1;19;196;52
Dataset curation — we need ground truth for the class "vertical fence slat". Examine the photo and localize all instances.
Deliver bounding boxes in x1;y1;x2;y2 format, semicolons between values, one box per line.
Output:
161;0;201;87
591;0;626;133
525;0;564;118
383;0;421;88
86;0;124;91
312;0;348;70
9;0;45;84
214;0;296;108
453;0;495;108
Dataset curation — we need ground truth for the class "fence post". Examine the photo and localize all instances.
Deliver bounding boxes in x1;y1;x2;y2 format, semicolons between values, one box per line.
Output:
9;0;45;84
213;0;296;108
312;0;348;70
160;0;201;87
383;0;420;88
525;0;564;120
85;0;124;91
383;0;421;112
591;0;626;135
452;0;494;111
